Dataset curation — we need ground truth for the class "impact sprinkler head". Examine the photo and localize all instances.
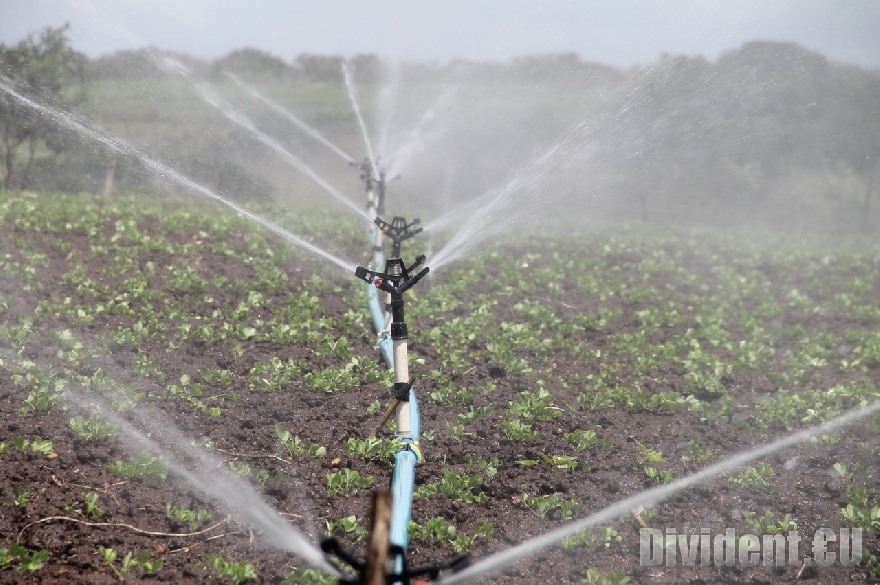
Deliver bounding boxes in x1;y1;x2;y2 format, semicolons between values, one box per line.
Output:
351;157;375;191
375;169;399;215
375;216;422;258
355;254;428;342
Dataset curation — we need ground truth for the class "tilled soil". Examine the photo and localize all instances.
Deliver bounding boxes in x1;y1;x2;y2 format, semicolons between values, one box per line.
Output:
1;193;879;584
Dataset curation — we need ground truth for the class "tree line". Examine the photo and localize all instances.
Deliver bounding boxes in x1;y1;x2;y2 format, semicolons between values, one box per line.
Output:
1;25;878;232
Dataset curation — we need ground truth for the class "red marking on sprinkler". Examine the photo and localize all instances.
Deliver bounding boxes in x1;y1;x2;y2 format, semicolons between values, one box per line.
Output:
382;226;389;233
374;278;383;288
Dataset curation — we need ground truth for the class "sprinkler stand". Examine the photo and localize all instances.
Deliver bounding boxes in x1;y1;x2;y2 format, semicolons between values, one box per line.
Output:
355;254;428;582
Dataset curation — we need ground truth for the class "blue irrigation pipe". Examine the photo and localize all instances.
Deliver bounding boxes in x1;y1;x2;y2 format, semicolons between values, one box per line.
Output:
357;249;428;585
366;249;395;369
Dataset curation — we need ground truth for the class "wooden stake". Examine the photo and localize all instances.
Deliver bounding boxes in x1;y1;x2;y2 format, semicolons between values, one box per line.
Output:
364;488;392;585
370;400;399;437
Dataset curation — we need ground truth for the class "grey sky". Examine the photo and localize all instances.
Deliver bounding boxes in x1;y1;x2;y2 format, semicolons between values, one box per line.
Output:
1;0;879;70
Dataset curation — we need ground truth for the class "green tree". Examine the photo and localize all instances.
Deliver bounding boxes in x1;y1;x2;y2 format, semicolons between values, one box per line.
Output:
0;24;86;189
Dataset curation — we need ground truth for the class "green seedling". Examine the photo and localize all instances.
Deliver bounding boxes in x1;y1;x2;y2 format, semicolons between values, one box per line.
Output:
499;419;544;441
456;405;494;423
439;469;485;503
275;423;305;458
166;503;212;530
0;544;49;573
541;453;579;472
464;454;500;478
98;547;163;579
564;526;622;550
83;493;103;518
107;451;170;480
345;436;401;464
284;568;338;584
681;440;713;464
11;436;29;451
325;469;373;496
30;438;53;456
408;517;493;553
308;444;326;457
446;421;465;442
582;568;630;585
208;555;257;584
13;487;29;510
521;493;585;520
366;399;382;415
634;440;665;464
726;463;777;492
326;515;368;543
508;388;560;421
228;461;251;477
565;429;598;451
70;411;118;441
254;469;270;485
742;509;798;535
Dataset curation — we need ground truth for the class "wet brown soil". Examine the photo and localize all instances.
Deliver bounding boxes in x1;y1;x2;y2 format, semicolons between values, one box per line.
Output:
1;194;878;584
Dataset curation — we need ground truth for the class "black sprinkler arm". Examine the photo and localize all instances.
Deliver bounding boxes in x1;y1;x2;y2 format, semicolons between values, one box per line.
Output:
374;216;422;257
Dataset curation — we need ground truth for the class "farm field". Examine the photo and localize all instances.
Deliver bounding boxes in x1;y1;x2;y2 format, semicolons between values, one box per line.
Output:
1;190;879;583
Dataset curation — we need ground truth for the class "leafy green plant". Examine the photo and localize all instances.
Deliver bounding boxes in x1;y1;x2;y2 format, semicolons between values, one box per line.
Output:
166;503;212;530
726;463;777;492
521;493;585;520
70;411;118;441
208;555;256;584
541;453;579;472
284;568;338;584
16;366;67;413
326;515;368;543
564;526;622;550
408;517;494;552
29;437;54;456
839;483;880;531
228;461;251;477
565;429;598;451
98;547;163;579
108;451;170;480
304;359;361;393
508;388;560;421
275;423;305;458
499;419;544;441
83;493;103;518
12;487;29;510
634;440;664;464
345;436;401;464
742;509;798;535
249;357;303;392
464;454;500;478
0;544;49;573
681;440;713;464
582;568;630;585
439;469;485;503
325;469;373;496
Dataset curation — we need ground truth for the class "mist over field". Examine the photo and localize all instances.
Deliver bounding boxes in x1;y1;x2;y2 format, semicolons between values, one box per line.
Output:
3;30;879;235
1;11;880;585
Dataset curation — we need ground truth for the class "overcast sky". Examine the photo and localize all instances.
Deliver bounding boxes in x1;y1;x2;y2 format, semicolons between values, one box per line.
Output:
2;0;879;70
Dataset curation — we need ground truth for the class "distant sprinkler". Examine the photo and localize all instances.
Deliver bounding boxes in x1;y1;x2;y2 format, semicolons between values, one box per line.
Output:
350;157;376;192
375;216;422;258
376;171;402;216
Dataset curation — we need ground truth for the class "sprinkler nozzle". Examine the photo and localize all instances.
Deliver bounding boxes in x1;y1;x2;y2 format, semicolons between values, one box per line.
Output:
354;266;372;283
374;216;423;258
399;267;429;293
